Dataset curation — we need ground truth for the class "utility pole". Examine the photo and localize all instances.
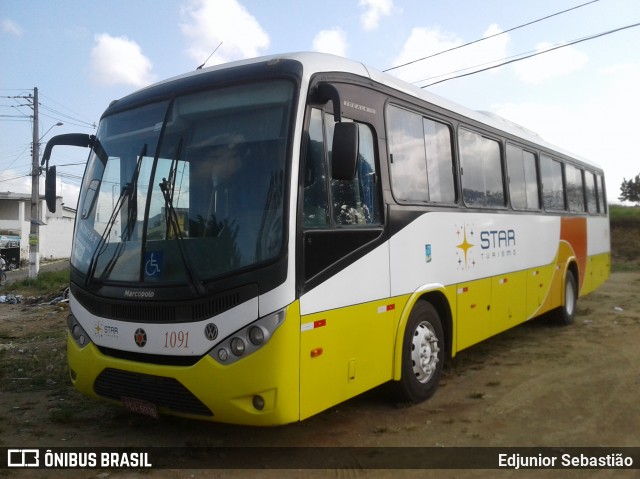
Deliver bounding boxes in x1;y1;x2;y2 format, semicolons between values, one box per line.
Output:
29;87;40;279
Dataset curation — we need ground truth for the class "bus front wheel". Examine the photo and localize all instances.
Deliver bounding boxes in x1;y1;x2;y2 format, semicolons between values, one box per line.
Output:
397;301;444;403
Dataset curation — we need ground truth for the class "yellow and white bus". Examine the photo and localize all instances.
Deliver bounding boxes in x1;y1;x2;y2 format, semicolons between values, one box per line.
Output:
43;52;610;425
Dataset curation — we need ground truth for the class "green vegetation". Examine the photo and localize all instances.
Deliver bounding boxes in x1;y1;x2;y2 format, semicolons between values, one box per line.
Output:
618;174;640;205
10;269;69;296
609;204;640;226
609;204;640;272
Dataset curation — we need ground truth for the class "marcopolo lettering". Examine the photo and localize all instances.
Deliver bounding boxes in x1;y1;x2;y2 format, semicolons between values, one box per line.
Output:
124;290;155;299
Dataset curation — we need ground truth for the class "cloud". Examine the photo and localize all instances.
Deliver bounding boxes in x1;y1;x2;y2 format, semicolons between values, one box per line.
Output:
312;28;348;57
513;42;588;84
1;19;22;36
359;0;393;31
90;33;155;87
180;0;269;66
390;24;510;85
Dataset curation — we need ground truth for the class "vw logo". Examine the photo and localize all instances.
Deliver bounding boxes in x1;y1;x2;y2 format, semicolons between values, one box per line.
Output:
204;323;218;341
134;328;147;347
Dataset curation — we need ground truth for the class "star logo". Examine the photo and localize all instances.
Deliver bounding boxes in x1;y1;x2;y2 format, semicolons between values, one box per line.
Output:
456;225;475;269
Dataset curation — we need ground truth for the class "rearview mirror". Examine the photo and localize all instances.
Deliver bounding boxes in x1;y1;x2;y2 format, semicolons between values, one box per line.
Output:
41;133;94;212
331;122;359;181
45;166;57;213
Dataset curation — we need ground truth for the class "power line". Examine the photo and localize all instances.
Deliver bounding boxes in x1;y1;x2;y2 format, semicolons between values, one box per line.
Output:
1;92;96;129
384;0;601;73
0;172;30;183
39;92;96;127
420;20;640;87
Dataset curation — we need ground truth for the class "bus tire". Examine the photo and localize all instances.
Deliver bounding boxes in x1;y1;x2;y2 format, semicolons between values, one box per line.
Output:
397;301;444;403
557;270;578;325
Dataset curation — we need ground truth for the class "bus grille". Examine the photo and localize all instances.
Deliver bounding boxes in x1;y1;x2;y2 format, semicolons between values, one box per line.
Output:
71;283;256;323
94;368;213;417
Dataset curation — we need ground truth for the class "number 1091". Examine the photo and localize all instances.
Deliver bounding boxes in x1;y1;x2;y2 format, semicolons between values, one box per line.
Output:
164;331;190;348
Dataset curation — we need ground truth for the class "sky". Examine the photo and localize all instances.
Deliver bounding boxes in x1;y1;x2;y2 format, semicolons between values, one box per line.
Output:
1;0;639;208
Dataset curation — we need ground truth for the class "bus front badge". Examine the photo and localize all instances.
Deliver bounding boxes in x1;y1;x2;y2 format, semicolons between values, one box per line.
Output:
204;323;218;341
134;328;147;347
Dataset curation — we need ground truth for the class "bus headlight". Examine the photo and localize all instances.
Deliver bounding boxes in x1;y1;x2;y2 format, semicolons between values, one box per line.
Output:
67;314;91;348
230;337;245;356
248;326;265;345
210;308;286;365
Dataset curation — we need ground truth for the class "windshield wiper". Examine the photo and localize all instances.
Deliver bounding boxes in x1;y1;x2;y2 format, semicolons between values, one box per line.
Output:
159;139;206;296
86;144;147;286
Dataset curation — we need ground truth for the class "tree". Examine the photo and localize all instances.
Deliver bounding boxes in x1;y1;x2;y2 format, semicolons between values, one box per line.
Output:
619;174;640;205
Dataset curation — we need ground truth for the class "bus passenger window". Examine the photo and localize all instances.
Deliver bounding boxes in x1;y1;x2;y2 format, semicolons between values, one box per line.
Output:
386;105;455;204
585;171;598;213
597;174;607;213
541;155;566;211
387;106;429;202
506;144;539;210
459;128;505;208
566;163;585;213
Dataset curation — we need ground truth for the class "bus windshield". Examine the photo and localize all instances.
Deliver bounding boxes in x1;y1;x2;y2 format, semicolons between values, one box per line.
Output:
72;80;293;287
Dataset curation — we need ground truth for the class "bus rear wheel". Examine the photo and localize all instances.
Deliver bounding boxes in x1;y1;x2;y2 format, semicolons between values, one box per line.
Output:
397;301;444;403
556;270;578;325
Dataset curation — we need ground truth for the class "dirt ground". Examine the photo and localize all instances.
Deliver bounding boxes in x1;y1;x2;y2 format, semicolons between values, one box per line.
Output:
0;271;638;479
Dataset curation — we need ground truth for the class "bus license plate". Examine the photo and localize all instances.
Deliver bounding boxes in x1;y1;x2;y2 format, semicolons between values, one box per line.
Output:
122;396;159;419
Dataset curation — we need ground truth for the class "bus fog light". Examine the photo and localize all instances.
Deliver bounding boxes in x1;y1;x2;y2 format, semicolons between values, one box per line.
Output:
72;325;86;345
252;395;265;411
248;326;265;345
217;348;229;362
230;337;245;356
68;315;90;348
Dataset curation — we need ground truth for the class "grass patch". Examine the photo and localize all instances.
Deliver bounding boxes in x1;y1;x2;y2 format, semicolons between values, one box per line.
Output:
609;204;640;226
9;269;69;296
611;261;640;273
609;205;640;271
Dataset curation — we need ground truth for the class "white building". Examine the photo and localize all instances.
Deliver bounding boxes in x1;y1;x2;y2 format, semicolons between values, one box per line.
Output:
0;192;75;265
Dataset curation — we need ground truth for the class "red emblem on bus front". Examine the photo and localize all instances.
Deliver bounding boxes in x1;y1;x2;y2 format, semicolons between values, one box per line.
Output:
134;328;147;347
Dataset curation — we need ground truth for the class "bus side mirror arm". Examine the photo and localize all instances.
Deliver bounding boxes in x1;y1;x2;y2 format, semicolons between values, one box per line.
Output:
41;133;95;213
313;83;342;123
310;83;359;181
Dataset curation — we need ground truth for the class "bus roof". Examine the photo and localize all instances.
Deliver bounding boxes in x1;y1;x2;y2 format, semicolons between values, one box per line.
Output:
121;51;602;170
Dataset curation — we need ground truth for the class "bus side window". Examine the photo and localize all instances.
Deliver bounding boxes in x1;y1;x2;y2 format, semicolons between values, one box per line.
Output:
566;163;585;213
541;155;566;211
459;128;505;208
386;105;455;204
585;171;598;214
325;113;381;226
506;144;540;210
302;108;330;228
597;173;607;214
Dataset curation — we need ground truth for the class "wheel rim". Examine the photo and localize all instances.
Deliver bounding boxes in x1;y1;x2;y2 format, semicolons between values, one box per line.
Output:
565;277;576;316
410;321;440;384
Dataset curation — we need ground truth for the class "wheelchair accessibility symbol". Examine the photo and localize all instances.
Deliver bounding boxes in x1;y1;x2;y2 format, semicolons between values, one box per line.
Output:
144;252;163;279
